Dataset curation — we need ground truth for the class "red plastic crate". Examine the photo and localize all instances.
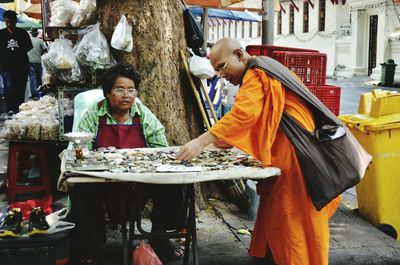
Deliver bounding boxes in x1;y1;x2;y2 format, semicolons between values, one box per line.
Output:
308;85;341;116
246;45;319;57
272;51;327;86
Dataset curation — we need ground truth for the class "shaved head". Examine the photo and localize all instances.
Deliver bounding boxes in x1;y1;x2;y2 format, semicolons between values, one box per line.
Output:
210;38;241;67
209;38;252;85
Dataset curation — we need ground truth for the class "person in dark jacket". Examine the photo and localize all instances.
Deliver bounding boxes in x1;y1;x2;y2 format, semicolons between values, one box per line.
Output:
0;10;33;115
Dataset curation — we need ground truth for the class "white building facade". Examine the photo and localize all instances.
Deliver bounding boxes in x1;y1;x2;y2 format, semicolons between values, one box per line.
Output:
207;18;262;47
346;0;400;80
274;0;400;80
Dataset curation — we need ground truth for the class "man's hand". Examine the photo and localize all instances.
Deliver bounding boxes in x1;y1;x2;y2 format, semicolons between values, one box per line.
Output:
213;139;233;149
176;131;218;160
176;138;205;161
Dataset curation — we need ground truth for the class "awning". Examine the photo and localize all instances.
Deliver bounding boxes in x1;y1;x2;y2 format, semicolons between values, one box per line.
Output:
189;7;261;22
187;0;280;12
0;7;24;22
23;3;41;20
224;0;262;12
186;0;244;9
16;19;41;29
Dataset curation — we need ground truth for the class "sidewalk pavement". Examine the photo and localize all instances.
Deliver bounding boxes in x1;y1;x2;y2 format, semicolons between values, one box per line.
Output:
0;77;400;264
66;198;400;265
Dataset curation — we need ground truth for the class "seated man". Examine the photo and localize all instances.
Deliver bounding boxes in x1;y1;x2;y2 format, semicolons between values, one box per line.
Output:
69;63;185;264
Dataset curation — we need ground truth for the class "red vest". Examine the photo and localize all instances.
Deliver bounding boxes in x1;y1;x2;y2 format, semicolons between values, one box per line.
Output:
93;101;146;149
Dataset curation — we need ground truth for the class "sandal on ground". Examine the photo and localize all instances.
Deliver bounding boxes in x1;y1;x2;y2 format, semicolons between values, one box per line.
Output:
150;239;184;260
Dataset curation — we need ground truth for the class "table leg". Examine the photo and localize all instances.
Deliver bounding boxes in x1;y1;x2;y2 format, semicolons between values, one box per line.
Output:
125;184;198;265
183;232;191;265
128;197;139;265
189;184;198;265
122;222;128;265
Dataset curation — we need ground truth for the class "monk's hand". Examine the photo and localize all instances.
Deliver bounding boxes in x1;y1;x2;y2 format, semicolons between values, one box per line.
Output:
213;139;233;149
176;138;205;161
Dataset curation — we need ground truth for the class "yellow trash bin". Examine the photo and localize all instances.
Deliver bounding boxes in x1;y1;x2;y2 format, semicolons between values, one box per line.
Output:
340;92;400;240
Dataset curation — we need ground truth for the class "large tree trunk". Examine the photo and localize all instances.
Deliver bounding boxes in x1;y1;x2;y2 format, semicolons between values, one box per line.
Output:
96;0;209;208
96;0;203;145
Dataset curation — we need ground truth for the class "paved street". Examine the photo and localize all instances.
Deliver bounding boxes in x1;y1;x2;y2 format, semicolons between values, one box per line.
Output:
0;76;400;264
327;76;400;115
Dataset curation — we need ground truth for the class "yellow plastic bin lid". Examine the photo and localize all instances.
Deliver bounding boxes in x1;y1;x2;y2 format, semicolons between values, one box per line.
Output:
340;113;400;132
343;89;400;132
358;89;400;117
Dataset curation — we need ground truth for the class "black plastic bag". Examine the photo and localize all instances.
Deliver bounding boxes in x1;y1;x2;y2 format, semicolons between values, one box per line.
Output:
182;8;204;49
248;56;372;210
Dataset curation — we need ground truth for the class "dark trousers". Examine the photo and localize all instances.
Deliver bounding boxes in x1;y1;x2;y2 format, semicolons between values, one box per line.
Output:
28;63;42;95
1;71;28;113
69;183;185;255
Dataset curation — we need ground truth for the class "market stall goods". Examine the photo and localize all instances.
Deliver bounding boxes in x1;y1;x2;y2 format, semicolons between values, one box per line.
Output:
74;23;116;70
42;38;85;83
59;147;280;190
65;147;263;174
70;0;97;27
1;96;59;141
48;0;96;27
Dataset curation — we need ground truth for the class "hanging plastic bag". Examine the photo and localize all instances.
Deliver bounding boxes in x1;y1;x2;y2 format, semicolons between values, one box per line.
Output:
182;7;204;49
42;38;75;71
111;15;133;52
187;48;215;79
49;0;79;27
70;0;97;27
58;64;86;83
74;23;116;70
132;240;163;265
42;38;85;83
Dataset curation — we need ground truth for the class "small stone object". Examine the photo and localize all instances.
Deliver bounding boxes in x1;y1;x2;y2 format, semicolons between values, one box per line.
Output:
74;140;84;160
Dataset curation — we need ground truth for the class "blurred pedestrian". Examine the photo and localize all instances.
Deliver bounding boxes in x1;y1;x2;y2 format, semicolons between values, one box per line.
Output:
0;10;32;115
28;28;46;97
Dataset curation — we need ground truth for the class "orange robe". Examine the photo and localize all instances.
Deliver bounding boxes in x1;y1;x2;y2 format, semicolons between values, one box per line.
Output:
210;68;342;265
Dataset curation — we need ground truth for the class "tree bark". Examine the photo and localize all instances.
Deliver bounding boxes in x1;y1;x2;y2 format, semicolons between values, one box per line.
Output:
96;0;203;145
96;0;209;209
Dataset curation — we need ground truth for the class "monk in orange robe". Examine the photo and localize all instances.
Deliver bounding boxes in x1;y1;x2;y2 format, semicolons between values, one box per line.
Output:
176;38;342;265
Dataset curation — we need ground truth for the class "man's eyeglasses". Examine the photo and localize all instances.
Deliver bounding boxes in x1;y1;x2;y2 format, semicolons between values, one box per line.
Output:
216;54;235;77
112;88;137;97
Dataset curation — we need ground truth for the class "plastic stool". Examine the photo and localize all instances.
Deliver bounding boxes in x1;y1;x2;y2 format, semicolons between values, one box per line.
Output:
7;141;52;203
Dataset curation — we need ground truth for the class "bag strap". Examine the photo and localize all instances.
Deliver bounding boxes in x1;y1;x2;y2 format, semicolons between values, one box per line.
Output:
281;111;314;135
181;0;188;9
247;56;342;126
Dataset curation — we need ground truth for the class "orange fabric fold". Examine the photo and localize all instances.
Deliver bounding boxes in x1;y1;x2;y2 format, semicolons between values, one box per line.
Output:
210;68;341;265
210;68;285;167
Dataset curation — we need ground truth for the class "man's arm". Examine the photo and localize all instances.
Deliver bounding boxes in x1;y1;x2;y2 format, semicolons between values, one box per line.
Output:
40;40;47;54
23;30;33;52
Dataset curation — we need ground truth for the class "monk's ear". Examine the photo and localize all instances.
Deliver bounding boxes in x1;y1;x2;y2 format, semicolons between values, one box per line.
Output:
234;48;244;59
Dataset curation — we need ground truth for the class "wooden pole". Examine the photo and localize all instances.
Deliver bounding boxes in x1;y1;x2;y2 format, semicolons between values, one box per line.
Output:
199;80;219;123
180;50;211;130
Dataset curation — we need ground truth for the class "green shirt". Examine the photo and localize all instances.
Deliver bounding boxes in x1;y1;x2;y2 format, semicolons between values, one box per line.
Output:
77;98;168;150
28;37;46;64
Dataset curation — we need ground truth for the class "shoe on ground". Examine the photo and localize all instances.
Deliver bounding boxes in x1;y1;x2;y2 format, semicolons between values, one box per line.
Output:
28;207;50;236
0;208;22;238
